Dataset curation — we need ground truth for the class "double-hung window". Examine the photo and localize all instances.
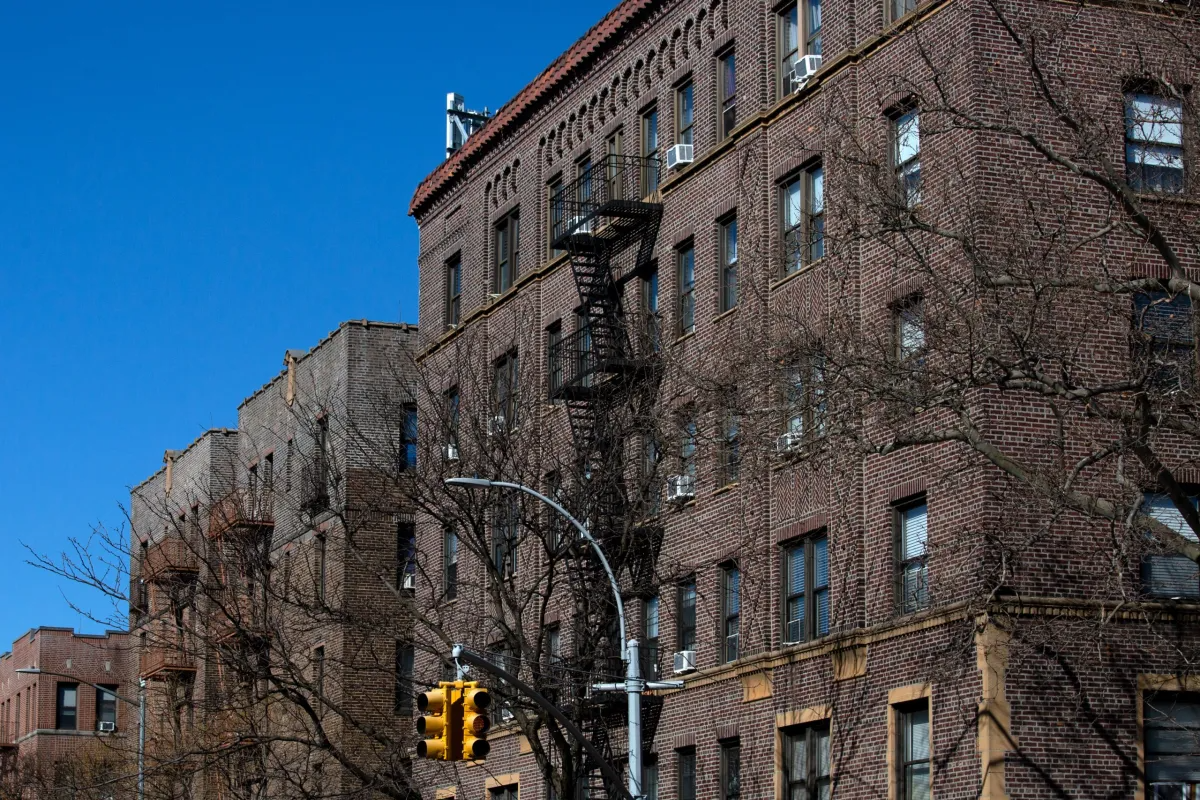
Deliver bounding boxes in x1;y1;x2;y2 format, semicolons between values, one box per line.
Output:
1133;288;1195;393
720;216;738;312
1145;691;1200;794
779;2;821;96
445;387;460;448
56;684;78;730
783;533;830;643
548;177;565;256
394;641;414;715
896;295;926;362
678;579;697;651
547;321;564;397
785;351;827;440
643;267;661;353
678;243;696;335
782;164;824;274
443;526;458;601
890;0;917;22
1126;92;1184;193
96;685;118;730
400;404;417;471
783;722;831;800
642;107;660;194
680;412;698;479
718;51;737;140
677;81;695;147
396;520;416;591
720;409;740;486
897;701;931;800
494;211;520;293
445;254;462;329
643;595;661;678
897;499;929;614
495;351;519;429
678;749;697;800
892;109;921;209
722;564;740;663
1141;493;1200;599
576;311;594;389
720;740;741;800
493;496;519;579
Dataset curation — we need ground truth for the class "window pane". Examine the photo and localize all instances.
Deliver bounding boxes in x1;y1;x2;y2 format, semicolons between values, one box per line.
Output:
905;706;930;760
646;596;660;638
807;0;823;54
896;111;920;163
1128;94;1184;146
901;503;928;559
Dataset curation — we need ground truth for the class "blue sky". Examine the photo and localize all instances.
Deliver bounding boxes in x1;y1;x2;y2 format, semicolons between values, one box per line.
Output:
0;1;615;649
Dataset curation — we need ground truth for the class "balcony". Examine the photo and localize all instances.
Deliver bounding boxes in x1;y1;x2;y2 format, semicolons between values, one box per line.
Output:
299;463;331;515
140;641;197;680
208;592;271;644
142;534;199;582
549;327;651;402
209;488;275;540
550;154;663;253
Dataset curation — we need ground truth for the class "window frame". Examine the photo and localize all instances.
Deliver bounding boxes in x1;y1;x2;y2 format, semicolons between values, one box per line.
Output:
396;520;416;591
896;700;932;800
642;105;660;194
677;242;696;336
1144;690;1200;794
895;497;930;615
400;404;418;471
443;525;458;601
891;107;922;209
56;683;78;731
394;640;414;715
722;563;741;663
1132;287;1196;393
895;294;926;362
889;0;918;23
494;210;521;294
493;495;520;580
676;81;695;147
643;595;661;678
780;163;824;275
782;721;832;800
680;409;698;479
96;684;119;730
678;578;698;652
719;215;739;313
720;739;742;800
548;175;565;258
782;531;830;644
718;49;737;140
678;748;697;800
495;350;520;429
719;406;740;486
445;253;462;329
547;320;564;397
1125;91;1185;194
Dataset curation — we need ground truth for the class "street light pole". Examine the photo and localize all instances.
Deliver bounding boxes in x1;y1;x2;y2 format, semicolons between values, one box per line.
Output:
445;477;682;800
15;667;145;800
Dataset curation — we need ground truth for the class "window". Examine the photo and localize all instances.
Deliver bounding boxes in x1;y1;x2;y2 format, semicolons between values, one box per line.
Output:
897;702;931;800
678;749;697;800
1133;288;1195;392
896;295;926;361
494;211;520;293
397;521;416;591
680;411;698;479
488;647;518;721
643;106;660;194
56;684;78;730
606;131;623;200
783;722;830;800
578;156;594;205
678;579;697;651
780;5;801;96
547;321;564;396
316;535;327;604
722;565;740;662
495;351;519;429
718;51;736;140
677;81;695;147
782;164;824;274
548;177;565;256
400;404;417;471
643;267;661;353
892;109;921;208
643;595;660;678
720;409;740;486
443;526;458;601
493;496;519;579
897;500;929;614
94;686;118;729
721;740;741;800
784;351;827;439
677;243;696;335
489;785;518;800
1145;692;1200;795
445;387;460;446
720;216;738;312
445;254;462;329
576;311;594;389
643;759;659;800
890;0;917;21
313;646;326;708
394;641;414;715
1141;493;1200;598
784;533;830;643
1126;92;1184;193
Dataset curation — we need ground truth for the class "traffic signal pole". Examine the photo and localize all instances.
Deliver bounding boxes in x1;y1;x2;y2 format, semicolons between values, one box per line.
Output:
446;478;683;800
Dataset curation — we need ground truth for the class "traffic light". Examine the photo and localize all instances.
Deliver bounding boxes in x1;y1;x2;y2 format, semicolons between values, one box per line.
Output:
416;683;461;760
461;682;491;760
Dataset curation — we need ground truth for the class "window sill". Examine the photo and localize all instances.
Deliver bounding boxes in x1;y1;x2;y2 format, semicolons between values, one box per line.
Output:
714;306;739;324
674;330;697;346
713;482;739;496
771;258;825;291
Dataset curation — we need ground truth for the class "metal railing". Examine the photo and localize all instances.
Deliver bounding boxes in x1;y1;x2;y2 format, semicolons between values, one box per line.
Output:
140;640;197;679
142;534;199;582
300;463;331;514
209;488;275;538
551;155;662;243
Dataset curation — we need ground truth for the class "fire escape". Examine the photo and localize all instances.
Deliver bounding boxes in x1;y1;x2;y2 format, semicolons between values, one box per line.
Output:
548;154;664;800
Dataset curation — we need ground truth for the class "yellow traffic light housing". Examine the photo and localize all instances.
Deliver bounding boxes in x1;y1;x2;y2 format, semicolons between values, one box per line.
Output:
461;682;491;761
416;683;463;760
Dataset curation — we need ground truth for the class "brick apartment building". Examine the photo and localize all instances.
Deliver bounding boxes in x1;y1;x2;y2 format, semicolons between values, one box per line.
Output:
128;320;420;800
405;0;1200;798
0;627;134;796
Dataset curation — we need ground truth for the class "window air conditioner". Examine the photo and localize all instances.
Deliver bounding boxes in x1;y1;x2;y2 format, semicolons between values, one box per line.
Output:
673;650;697;674
488;415;508;438
775;432;802;454
665;144;694;169
98;721;116;733
488;293;502;304
790;54;823;91
443;442;460;462
666;474;696;502
402;573;417;591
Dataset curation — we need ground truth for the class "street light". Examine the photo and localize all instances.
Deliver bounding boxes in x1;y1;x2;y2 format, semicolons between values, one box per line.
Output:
445;476;682;800
16;667;146;800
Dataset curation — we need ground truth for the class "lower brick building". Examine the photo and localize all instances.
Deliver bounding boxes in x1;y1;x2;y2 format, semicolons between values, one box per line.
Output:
0;627;134;799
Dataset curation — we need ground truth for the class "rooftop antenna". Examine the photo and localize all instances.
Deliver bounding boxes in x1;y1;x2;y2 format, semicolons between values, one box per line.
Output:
446;93;491;160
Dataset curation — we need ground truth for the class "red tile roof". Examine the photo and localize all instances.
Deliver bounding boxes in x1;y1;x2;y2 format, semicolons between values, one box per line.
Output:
408;0;660;218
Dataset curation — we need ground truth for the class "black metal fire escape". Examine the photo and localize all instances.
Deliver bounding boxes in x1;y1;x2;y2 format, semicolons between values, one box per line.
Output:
548;154;665;800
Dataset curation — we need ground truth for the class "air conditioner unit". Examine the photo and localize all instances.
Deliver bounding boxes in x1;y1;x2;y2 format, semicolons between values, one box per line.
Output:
790;54;823;91
488;293;502;304
443;442;460;462
98;721;116;733
775;432;802;454
402;573;416;591
673;650;697;674
666;474;696;502
488;415;508;437
665;144;694;169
